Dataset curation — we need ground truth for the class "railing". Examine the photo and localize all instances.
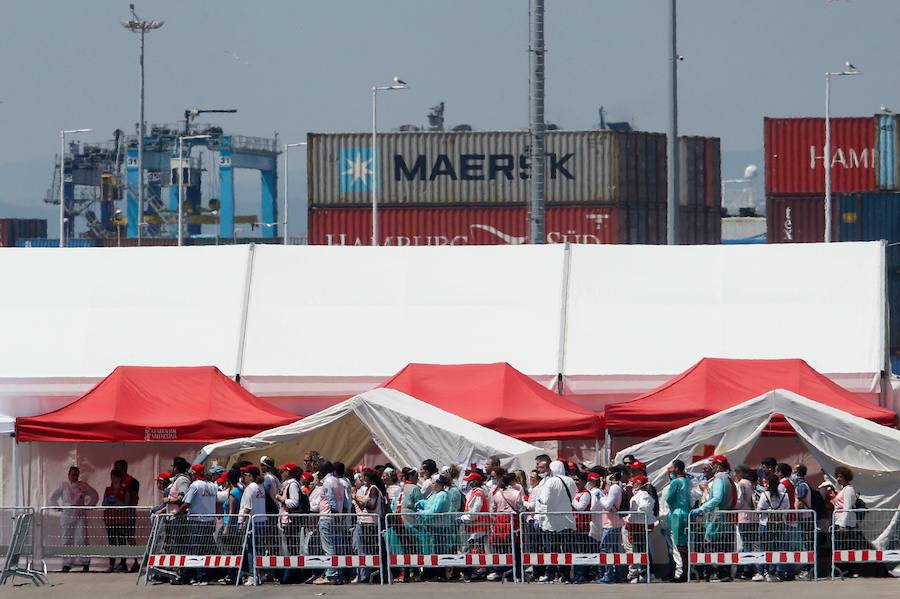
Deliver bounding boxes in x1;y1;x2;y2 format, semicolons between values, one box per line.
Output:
385;511;515;583
252;513;382;584
519;510;650;584
831;508;900;579
142;513;250;586
39;506;156;570
687;509;817;582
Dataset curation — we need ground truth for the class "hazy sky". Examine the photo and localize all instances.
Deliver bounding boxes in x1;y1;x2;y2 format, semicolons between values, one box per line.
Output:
1;0;898;235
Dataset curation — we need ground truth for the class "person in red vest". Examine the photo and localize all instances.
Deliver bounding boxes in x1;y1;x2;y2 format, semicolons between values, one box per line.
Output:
112;459;139;572
776;463;799;581
461;470;490;581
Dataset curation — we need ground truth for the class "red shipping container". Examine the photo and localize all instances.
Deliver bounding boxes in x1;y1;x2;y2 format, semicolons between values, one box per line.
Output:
765;117;876;195
0;219;14;247
766;196;838;243
309;205;620;246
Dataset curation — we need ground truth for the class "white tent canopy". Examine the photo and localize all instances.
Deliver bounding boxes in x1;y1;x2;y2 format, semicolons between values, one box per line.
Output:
197;388;542;472
615;389;900;511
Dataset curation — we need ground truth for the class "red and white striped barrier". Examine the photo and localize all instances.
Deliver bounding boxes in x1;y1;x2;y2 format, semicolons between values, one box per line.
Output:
691;551;814;565
523;553;648;566
255;554;381;569
834;549;900;563
148;554;242;568
389;553;513;567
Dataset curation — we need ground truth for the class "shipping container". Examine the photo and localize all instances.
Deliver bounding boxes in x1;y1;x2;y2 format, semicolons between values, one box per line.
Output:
15;238;98;248
679;136;722;208
837;192;900;246
765;117;876;195
678;206;721;245
765;196;838;243
308;130;689;207
0;219;14;247
309;203;719;246
0;218;48;247
310;205;619;245
876;114;900;190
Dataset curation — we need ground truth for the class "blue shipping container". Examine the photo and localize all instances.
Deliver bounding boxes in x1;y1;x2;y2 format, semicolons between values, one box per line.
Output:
15;238;98;248
838;192;900;257
876;114;900;190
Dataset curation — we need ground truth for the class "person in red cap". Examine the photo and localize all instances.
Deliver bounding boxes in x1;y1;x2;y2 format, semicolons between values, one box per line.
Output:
626;475;656;583
460;469;490;580
689;454;738;582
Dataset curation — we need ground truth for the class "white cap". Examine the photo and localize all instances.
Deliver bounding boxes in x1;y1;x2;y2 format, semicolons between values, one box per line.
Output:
818;480;835;489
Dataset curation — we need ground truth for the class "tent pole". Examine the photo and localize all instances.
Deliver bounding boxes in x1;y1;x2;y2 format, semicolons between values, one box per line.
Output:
594;438;600;467
234;243;257;380
604;428;612;466
12;434;19;506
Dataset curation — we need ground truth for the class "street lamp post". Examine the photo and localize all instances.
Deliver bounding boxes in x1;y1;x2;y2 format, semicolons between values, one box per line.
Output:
121;4;164;245
283;141;306;245
824;62;860;243
371;77;409;246
59;128;93;247
177;134;211;246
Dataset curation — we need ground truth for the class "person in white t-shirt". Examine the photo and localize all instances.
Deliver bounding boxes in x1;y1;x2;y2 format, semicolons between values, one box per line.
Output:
239;467;267;520
178;465;219;584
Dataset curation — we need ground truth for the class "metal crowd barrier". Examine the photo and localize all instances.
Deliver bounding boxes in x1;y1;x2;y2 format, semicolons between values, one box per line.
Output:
519;511;650;583
687;509;817;581
384;511;516;583
0;508;34;569
142;513;249;586
831;508;900;579
0;512;46;586
40;506;155;569
252;513;382;583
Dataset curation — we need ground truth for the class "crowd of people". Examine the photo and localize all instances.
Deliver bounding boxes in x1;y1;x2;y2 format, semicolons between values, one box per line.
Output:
133;450;871;586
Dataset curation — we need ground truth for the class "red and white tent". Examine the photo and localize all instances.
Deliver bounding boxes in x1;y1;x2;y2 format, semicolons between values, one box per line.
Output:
604;357;896;438
382;363;603;441
10;366;298;507
16;365;298;443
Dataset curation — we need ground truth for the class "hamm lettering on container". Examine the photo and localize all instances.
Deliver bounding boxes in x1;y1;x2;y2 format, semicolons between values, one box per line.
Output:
765;117;877;195
308;130;677;207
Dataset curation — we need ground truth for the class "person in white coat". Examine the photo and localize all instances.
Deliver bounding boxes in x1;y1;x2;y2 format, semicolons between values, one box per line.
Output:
535;460;577;583
48;466;99;572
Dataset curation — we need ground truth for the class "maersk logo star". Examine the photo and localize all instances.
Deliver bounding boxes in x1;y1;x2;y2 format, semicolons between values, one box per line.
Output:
339;148;375;192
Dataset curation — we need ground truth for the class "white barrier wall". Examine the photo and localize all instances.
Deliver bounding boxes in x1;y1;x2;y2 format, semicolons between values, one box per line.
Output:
563;242;887;399
0;246;251;411
0;241;887;405
240;244;567;397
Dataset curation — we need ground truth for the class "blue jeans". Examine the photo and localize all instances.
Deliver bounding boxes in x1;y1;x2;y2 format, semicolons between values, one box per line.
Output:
319;517;338;580
598;528;622;582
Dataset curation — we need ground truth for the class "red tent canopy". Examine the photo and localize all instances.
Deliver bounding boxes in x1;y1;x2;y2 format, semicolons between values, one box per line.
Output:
381;362;603;441
16;366;298;443
605;358;897;437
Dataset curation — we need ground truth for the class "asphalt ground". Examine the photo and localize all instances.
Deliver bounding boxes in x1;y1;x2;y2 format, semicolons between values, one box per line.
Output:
1;574;897;598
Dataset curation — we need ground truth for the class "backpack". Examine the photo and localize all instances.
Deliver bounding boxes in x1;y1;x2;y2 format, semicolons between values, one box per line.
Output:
854;496;867;520
808;486;827;519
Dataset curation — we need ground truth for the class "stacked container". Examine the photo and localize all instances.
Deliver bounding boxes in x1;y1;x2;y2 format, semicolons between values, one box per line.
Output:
0;219;48;247
307;130;721;246
764;114;900;364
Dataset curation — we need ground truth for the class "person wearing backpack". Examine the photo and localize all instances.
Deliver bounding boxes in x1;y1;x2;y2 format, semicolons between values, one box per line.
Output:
276;464;308;584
